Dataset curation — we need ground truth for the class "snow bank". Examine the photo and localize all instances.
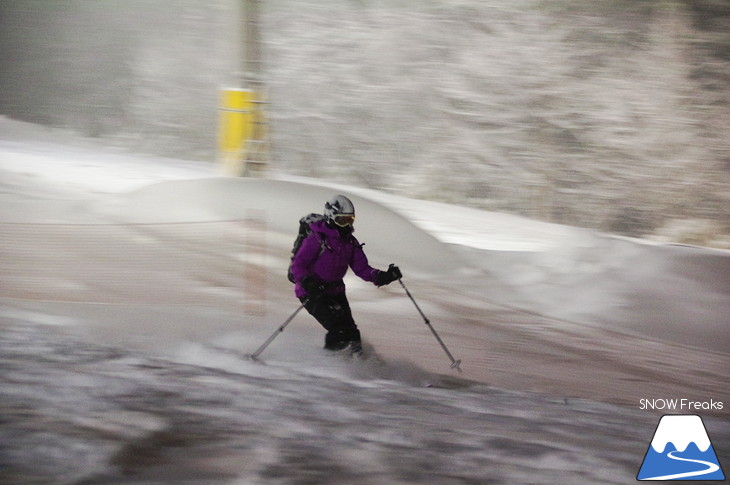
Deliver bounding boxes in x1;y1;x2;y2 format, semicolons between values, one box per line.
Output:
95;175;729;353
97;177;462;278
461;235;730;353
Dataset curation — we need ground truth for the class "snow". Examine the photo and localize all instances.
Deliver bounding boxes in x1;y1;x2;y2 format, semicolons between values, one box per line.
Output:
650;415;711;453
1;119;728;484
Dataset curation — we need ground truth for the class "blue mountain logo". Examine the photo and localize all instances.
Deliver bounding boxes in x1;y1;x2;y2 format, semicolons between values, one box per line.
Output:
637;414;725;481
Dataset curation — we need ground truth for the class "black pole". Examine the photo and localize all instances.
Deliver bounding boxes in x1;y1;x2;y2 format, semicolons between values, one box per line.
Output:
399;279;462;372
249;301;306;360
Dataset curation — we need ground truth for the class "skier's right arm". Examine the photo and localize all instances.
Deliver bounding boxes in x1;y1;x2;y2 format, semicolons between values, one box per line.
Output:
289;233;321;286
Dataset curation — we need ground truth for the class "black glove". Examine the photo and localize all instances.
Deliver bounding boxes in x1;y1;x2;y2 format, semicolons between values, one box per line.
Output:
375;264;402;287
301;276;326;297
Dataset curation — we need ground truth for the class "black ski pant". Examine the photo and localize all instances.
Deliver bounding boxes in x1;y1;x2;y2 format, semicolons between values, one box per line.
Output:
300;293;361;350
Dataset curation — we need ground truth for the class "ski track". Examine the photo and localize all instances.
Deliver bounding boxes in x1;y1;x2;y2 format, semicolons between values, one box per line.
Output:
641;450;721;481
0;323;652;484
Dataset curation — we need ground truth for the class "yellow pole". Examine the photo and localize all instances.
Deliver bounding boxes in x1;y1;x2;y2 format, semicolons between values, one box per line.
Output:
218;88;256;176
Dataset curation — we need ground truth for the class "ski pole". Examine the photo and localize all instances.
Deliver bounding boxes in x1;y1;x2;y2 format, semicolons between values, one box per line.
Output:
249;301;307;360
399;279;462;372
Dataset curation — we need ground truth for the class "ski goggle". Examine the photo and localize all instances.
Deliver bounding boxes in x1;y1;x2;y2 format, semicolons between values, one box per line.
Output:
333;214;355;227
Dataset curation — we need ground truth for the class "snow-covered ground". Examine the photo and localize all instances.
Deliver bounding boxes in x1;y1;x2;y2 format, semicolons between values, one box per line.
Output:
1;119;728;484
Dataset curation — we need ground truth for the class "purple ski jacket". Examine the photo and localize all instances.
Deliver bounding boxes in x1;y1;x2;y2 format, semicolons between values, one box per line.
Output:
291;220;380;298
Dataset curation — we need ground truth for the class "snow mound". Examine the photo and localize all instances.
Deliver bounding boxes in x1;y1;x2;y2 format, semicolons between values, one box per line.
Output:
650;415;712;453
98;177;461;277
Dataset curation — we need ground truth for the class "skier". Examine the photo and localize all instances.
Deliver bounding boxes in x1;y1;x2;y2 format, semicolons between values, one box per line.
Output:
290;195;402;353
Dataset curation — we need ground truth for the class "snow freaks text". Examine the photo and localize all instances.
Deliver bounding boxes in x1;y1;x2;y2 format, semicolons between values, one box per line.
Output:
639;399;724;411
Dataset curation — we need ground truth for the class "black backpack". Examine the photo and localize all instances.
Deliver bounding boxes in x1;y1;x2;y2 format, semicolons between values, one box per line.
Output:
287;213;326;283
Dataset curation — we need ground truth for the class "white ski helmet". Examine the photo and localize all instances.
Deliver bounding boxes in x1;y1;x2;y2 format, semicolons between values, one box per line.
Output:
324;195;356;227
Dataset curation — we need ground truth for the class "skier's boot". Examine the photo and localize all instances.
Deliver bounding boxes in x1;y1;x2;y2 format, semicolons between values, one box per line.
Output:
324;328;361;355
345;340;363;356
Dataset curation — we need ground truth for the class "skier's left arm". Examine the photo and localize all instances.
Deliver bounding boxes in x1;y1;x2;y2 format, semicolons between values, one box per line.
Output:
374;263;402;287
350;243;401;287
